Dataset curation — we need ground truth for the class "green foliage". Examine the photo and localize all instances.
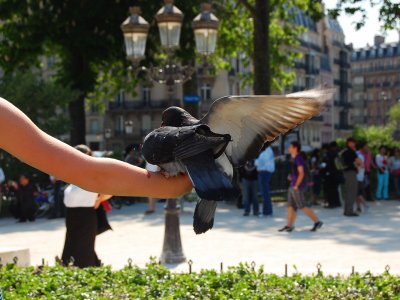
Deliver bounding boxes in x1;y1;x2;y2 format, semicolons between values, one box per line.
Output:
1;262;400;299
214;0;322;93
0;71;78;136
351;104;400;153
328;1;400;31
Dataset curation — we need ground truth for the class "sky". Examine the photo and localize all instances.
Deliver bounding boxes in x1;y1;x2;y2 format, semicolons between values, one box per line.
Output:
324;1;399;48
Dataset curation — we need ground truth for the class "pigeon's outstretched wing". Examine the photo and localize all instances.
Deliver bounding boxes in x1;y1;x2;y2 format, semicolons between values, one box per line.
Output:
201;89;334;166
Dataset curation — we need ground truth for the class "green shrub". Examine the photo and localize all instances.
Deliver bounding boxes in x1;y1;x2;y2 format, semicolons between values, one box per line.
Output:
1;261;400;299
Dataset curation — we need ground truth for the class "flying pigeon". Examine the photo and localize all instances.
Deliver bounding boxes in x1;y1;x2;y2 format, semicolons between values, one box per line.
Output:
141;88;333;234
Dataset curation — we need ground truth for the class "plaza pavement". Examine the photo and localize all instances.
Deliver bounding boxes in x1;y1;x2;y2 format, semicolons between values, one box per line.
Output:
1;200;400;275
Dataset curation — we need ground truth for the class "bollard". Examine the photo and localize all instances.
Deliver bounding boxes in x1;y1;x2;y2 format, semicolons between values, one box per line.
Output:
285;264;288;277
352;266;355;275
316;263;322;276
188;260;193;274
127;258;133;268
220;262;223;273
251;261;256;271
42;258;45;266
69;256;75;267
13;256;18;266
385;265;390;274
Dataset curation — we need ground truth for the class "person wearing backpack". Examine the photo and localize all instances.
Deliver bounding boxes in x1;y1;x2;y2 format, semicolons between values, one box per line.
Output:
278;141;323;232
342;137;362;217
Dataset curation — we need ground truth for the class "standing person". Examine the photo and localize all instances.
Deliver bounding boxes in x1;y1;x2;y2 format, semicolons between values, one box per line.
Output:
239;160;259;216
255;145;275;217
9;174;38;222
356;142;369;213
144;161;160;215
48;175;65;219
320;141;342;208
61;145;112;268
360;142;376;201
279;141;323;232
310;149;321;205
375;145;389;200
342;137;362;216
389;147;400;200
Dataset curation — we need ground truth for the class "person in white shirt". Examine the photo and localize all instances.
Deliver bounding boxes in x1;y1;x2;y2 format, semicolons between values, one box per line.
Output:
255;145;275;217
61;145;112;268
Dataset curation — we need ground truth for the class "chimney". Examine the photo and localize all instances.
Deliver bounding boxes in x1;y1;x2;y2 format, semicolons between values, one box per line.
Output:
374;35;385;46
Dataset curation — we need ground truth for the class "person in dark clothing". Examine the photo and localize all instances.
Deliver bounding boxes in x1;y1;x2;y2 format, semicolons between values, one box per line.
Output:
342;137;362;216
239;160;259;216
320;142;342;208
48;176;65;219
10;174;38;222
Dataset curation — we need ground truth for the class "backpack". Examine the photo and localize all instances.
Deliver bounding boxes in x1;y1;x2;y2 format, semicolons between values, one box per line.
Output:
333;149;346;184
334;149;347;171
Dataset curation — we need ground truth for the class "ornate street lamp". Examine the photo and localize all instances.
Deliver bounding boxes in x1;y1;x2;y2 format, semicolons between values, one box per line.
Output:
193;3;219;56
104;128;112;150
121;7;149;63
121;1;219;265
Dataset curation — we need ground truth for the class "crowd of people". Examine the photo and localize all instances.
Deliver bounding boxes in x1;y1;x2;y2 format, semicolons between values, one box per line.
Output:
238;137;400;232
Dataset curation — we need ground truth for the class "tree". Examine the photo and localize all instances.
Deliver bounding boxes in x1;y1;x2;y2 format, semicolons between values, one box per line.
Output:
212;0;324;95
0;71;77;136
0;0;134;144
328;1;400;30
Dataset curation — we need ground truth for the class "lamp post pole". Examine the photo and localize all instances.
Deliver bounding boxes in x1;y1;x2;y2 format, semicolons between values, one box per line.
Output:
121;0;218;264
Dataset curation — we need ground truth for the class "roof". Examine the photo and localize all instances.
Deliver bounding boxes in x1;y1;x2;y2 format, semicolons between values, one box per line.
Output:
352;43;400;61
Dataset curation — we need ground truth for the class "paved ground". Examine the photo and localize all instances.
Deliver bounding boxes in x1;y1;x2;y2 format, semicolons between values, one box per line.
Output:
1;199;400;275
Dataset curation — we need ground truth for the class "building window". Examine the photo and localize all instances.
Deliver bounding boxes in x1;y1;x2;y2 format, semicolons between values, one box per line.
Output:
200;83;212;102
89;119;99;134
142;87;151;105
116;115;124;134
116;89;125;106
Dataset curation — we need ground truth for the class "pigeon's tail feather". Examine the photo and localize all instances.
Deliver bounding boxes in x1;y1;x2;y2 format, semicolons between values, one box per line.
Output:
193;199;217;234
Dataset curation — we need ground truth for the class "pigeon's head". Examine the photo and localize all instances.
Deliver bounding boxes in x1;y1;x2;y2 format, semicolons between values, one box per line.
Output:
161;106;198;127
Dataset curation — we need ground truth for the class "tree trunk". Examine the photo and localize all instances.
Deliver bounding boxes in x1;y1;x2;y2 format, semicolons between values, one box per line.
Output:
68;94;86;146
253;0;271;95
65;51;93;145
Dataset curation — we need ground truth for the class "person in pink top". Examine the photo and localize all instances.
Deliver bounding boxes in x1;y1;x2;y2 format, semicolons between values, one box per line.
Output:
360;142;376;201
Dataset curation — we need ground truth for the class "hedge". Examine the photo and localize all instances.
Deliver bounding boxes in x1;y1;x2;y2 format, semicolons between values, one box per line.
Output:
1;260;400;299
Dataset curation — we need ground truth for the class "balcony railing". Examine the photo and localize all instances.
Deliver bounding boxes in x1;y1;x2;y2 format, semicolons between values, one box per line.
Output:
335;123;353;130
334;100;352;108
108;99;181;111
351;64;400;73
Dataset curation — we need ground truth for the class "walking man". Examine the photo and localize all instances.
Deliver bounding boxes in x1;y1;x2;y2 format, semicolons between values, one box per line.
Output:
279;141;323;232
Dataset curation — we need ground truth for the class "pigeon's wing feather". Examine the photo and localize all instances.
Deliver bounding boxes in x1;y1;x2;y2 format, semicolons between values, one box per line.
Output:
174;127;230;161
201;89;334;166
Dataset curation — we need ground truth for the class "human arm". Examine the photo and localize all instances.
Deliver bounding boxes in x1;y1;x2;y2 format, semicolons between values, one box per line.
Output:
0;98;192;198
94;194;112;209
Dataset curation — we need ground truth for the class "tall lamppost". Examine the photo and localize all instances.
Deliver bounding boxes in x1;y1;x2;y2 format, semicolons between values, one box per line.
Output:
104;128;112;151
121;1;218;264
